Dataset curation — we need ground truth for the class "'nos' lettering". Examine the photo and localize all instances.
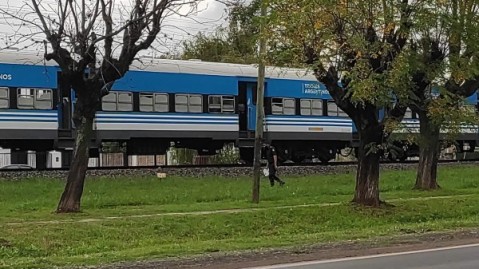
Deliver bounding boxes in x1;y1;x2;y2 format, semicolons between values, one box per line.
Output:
0;74;12;80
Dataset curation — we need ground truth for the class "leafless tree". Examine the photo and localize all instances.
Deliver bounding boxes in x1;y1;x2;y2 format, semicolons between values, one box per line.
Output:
1;0;200;212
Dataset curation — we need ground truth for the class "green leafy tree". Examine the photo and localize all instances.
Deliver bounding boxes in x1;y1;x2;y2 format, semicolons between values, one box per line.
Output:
406;0;479;189
182;29;240;62
182;0;298;65
181;0;298;66
181;0;261;63
267;0;416;206
227;0;262;61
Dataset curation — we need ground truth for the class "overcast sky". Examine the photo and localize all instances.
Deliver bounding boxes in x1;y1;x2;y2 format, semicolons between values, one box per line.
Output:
0;0;230;56
156;0;230;55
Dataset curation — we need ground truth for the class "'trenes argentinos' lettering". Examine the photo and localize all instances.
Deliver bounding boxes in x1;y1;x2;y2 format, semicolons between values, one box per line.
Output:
303;83;328;95
0;74;12;80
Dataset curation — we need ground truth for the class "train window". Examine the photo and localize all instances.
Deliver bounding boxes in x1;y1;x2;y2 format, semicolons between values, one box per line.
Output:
271;98;283;115
103;92;116;102
300;100;312;115
312;100;322;115
175;94;188;112
223;96;235;113
140;93;169;112
140;94;154;112
175;94;202;113
154;94;169;112
17;88;35;109
208;95;235;113
208;96;222;113
117;92;133;111
327;101;339;116
327;101;346;117
0;87;8;108
284;98;295;115
118;93;131;102
102;91;133;111
300;99;323;116
272;97;296;115
189;94;202;113
36;90;53;109
102;92;117;111
404;108;413;119
17;88;52;110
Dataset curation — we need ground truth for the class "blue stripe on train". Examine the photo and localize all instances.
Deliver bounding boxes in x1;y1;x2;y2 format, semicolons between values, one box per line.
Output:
267;115;350;119
96;120;237;125
0;119;57;122
266;120;352;124
96;121;350;127
96;115;237;120
267;123;353;127
0;113;57;117
97;112;236;115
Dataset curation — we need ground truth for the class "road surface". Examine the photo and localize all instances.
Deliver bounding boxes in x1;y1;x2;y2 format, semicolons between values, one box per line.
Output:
244;243;479;269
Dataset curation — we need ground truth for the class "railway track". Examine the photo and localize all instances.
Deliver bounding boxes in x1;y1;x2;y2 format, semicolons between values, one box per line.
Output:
0;158;477;175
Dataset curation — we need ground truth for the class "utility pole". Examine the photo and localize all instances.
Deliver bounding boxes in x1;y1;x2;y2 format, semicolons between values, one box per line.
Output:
252;0;267;204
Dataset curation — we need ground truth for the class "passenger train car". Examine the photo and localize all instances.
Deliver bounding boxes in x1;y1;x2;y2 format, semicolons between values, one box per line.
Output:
0;55;59;152
0;52;353;167
391;93;479;160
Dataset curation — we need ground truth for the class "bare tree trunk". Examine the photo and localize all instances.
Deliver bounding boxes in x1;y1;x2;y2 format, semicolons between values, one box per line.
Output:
414;112;440;190
25;0;193;213
352;125;382;207
57;115;94;213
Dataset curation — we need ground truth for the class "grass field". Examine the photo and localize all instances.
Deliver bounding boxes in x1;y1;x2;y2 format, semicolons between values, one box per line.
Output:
1;165;479;268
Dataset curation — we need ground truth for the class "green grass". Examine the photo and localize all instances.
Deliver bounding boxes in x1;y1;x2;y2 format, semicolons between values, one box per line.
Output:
1;165;479;268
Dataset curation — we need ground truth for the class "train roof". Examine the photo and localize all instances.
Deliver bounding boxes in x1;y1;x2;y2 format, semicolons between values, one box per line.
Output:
0;51;318;82
0;51;57;67
131;58;318;81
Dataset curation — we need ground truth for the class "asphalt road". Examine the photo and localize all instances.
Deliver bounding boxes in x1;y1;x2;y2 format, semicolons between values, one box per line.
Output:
244;243;479;269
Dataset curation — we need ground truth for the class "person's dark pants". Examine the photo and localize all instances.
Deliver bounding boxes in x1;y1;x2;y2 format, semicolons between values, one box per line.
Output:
268;165;285;186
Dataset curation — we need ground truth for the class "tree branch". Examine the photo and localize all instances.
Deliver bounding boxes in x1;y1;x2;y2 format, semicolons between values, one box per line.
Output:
31;0;53;40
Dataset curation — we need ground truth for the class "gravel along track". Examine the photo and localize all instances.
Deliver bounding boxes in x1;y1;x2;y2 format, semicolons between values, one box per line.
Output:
0;161;476;180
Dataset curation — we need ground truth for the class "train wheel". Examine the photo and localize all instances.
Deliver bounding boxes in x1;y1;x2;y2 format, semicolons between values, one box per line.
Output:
291;156;306;164
239;147;254;165
318;156;331;164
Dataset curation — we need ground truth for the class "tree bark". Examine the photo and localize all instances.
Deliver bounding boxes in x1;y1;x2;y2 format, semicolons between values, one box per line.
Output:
414;112;440;190
56;115;94;213
352;125;383;207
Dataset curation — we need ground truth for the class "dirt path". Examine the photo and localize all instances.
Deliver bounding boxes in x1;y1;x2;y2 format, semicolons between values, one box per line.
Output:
96;229;479;269
5;194;472;226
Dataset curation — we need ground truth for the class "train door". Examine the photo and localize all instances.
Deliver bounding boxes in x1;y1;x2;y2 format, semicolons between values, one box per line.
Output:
247;84;257;131
60;89;73;130
238;81;257;137
56;73;75;158
57;74;72;131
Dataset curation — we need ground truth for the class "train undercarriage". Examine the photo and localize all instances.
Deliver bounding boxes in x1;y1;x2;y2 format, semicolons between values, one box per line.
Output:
1;131;477;169
238;139;352;164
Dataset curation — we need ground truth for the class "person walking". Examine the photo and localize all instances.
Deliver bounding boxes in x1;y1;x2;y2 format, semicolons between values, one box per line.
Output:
265;144;285;187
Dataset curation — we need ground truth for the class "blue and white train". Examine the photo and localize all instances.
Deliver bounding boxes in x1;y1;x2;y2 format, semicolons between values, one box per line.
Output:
0;52;476;168
392;93;479;160
0;52;353;166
